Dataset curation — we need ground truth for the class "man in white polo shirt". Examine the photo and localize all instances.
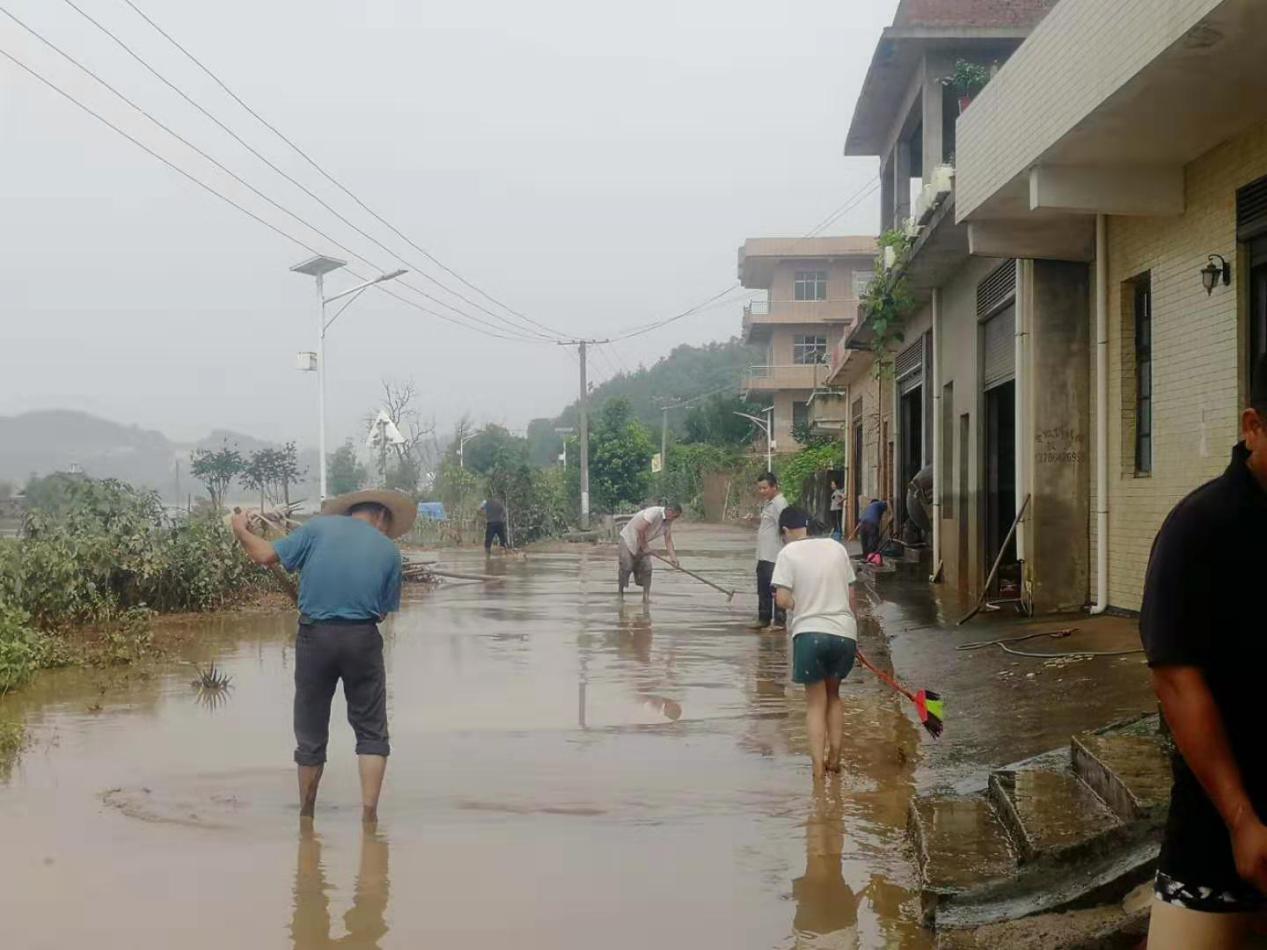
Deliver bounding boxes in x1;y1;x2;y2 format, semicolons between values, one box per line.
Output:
617;502;682;602
772;506;859;781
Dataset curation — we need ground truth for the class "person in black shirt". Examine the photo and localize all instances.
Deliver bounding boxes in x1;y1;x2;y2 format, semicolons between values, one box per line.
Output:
480;497;509;553
1142;355;1267;947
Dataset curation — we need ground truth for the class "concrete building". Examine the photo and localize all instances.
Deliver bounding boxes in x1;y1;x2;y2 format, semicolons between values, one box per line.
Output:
737;236;877;452
827;0;1059;585
956;0;1267;612
832;0;1267;615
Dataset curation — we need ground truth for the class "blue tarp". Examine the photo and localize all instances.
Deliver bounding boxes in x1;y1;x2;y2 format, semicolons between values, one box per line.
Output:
416;502;446;522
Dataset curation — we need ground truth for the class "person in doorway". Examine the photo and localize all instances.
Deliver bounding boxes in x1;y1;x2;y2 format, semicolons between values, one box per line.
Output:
617;502;682;602
750;472;788;631
1141;355;1267;949
479;497;509;554
231;489;413;825
771;506;858;781
829;479;845;537
849;498;889;560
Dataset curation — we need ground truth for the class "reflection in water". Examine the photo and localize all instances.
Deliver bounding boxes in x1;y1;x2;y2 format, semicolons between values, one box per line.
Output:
792;781;859;949
291;827;390;949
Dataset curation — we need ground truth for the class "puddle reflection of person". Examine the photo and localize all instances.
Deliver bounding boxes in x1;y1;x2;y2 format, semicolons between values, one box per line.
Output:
291;828;390;949
792;781;860;949
617;603;683;721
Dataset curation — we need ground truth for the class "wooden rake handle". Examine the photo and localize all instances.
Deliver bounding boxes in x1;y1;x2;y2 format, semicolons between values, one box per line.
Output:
650;552;736;600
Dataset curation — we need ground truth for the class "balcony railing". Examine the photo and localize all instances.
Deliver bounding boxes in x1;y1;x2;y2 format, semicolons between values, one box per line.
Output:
741;362;830;392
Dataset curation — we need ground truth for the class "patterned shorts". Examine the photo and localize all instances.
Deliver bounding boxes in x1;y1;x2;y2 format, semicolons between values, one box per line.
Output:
1155;870;1267;914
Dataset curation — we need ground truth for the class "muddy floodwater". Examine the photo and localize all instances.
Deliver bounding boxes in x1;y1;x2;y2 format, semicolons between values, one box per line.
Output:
0;525;934;949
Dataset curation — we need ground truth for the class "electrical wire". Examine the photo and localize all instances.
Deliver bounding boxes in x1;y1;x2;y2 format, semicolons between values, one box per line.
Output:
116;0;567;341
0;39;536;342
955;629;1144;660
0;5;548;343
57;0;560;343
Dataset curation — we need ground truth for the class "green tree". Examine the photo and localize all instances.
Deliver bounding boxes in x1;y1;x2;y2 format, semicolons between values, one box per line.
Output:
189;443;243;510
328;440;368;495
571;398;655;512
240;448;277;510
683;393;769;446
274;442;306;505
460;425;529;475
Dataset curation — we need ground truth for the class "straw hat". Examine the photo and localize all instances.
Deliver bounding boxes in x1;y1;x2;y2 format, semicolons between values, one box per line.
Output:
321;489;417;539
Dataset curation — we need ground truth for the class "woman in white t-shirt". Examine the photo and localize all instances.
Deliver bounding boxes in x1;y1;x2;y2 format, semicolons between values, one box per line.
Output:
771;506;858;781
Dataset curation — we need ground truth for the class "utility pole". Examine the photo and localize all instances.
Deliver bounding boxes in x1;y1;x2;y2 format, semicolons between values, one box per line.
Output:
657;401;681;481
558;339;609;529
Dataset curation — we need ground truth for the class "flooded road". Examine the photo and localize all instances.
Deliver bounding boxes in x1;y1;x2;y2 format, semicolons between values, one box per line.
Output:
0;525;931;949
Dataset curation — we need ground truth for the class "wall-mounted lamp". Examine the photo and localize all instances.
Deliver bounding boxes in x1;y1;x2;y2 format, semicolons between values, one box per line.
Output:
1201;254;1231;295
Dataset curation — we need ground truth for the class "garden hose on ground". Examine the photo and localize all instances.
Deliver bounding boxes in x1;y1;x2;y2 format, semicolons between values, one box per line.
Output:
955;628;1145;660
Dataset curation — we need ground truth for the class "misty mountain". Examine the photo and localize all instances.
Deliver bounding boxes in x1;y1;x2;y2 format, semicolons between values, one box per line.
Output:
0;410;316;502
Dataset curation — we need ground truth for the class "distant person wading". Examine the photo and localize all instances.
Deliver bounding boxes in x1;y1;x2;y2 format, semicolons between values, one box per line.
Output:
231;489;414;825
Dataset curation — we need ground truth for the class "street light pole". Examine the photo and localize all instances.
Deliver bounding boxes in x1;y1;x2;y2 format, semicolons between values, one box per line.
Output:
292;256;406;501
735;407;775;472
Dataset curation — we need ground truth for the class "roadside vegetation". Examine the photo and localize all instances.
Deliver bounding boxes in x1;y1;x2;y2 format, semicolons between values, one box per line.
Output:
0;473;271;691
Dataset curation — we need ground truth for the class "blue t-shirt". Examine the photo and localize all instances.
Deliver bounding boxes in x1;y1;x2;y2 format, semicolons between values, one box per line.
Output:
861;500;889;526
272;515;403;621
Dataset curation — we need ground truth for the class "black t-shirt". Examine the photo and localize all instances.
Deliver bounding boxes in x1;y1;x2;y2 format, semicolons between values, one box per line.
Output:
482;499;506;523
1140;442;1267;886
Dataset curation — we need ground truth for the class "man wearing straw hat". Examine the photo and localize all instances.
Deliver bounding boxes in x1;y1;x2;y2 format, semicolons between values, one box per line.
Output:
231;489;415;824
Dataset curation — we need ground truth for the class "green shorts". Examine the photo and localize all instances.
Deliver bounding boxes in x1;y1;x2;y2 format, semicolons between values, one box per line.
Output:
792;633;857;685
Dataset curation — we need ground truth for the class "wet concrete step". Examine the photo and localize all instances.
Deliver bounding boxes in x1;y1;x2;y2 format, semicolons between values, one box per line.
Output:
1071;715;1171;822
988;757;1122;864
909;794;1016;896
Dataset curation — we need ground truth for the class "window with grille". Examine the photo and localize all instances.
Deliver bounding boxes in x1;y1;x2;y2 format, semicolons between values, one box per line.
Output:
793;335;828;364
1134;276;1152;474
794;270;828;301
851;271;873;300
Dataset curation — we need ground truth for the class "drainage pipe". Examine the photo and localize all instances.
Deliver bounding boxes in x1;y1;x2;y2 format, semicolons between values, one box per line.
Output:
930;288;942;581
1014;260;1028;570
1091;214;1109;615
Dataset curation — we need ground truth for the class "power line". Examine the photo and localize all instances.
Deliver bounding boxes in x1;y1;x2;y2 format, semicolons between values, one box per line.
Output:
0;39;537;343
57;0;561;343
115;0;567;341
0;7;547;344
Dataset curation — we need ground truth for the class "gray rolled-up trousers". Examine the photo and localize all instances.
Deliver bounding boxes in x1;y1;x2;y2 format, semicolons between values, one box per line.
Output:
293;618;390;766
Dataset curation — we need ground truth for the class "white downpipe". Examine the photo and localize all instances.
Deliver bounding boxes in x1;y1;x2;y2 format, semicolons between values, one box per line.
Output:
1014;260;1027;570
1091;214;1109;614
930;288;942;581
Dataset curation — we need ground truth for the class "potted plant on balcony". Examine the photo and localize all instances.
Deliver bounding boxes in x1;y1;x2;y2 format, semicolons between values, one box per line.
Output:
947;59;991;114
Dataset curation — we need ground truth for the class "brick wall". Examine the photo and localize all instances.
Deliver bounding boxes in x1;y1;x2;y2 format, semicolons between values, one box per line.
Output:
894;0;1058;29
1094;121;1266;610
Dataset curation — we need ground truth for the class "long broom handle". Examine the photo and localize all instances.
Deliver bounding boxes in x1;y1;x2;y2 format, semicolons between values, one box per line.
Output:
649;552;735;597
854;649;917;704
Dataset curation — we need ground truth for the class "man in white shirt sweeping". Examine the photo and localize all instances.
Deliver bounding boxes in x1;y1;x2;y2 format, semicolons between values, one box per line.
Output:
772;506;859;781
617;502;682;602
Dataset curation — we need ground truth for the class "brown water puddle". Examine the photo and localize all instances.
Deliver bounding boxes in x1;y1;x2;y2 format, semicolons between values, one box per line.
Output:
0;525;931;949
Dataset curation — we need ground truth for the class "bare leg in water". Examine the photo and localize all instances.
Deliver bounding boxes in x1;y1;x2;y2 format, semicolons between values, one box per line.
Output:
824;677;843;773
298;764;324;819
805;681;828;781
359;754;387;825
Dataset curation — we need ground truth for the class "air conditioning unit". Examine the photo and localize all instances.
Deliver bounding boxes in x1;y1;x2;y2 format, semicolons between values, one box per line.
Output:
915;164;955;224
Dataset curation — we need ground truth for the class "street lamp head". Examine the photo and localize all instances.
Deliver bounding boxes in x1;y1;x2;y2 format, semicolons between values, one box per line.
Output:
378;269;408;282
290;255;347;277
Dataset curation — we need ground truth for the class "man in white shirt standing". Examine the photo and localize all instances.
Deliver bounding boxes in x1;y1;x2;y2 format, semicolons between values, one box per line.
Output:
772;506;859;781
749;472;788;631
617;502;682;602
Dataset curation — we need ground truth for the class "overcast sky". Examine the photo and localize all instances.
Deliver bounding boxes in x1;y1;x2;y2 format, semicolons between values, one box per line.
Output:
0;0;895;448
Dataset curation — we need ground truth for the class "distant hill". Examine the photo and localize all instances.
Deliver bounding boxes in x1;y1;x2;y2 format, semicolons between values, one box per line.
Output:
526;337;762;465
0;410;313;501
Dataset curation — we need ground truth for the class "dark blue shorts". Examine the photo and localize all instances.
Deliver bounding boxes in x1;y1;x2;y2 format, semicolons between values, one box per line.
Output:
792;633;857;685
